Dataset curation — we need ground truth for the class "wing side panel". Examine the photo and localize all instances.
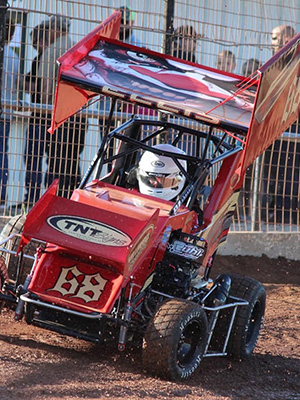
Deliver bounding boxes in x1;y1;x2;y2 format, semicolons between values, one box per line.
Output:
241;33;300;173
49;11;121;133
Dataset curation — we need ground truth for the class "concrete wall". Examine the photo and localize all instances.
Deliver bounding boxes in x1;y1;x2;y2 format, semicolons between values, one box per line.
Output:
218;232;300;260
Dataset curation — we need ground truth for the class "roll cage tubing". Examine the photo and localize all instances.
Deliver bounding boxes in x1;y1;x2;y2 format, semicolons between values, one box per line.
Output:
79;105;243;215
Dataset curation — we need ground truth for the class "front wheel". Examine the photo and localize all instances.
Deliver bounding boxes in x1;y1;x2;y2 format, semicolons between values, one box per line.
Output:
142;299;208;381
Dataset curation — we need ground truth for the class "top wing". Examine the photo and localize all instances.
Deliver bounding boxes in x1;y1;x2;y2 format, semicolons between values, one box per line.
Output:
49;13;257;134
49;12;300;176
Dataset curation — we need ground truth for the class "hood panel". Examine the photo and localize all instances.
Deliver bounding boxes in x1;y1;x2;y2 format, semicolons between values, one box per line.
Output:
21;181;163;271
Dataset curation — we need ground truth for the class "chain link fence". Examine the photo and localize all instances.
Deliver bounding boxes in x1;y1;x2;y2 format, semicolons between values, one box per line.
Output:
1;0;300;233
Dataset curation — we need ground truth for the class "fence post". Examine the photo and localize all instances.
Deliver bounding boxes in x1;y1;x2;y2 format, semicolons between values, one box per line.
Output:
159;0;175;143
163;0;174;55
0;0;7;113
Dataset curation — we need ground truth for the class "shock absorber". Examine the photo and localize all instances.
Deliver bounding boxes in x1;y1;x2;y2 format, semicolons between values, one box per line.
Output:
213;274;231;306
118;281;138;351
14;275;32;321
14;246;43;321
204;274;232;354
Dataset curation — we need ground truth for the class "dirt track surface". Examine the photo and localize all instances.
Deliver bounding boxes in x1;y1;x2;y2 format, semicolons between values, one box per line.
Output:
0;254;299;400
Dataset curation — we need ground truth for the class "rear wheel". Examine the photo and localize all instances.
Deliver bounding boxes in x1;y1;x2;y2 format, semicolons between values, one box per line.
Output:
142;299;208;380
228;274;266;359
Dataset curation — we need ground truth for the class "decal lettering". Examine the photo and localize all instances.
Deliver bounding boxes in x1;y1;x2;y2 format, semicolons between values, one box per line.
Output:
48;266;108;303
127;225;154;270
47;215;131;246
168;240;205;260
282;75;300;123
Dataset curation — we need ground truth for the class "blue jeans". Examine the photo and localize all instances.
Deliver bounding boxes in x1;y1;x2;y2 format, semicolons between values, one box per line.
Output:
0;119;10;202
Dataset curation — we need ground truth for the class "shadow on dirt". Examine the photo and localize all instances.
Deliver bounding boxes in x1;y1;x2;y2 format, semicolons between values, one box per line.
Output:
214;255;300;285
0;330;299;400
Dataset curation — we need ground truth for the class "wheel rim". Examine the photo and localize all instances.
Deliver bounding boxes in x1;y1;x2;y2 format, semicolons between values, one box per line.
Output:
177;319;202;367
246;300;263;349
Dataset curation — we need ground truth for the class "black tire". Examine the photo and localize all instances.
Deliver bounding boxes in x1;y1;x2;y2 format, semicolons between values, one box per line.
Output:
226;274;266;359
0;214;37;284
142;299;208;381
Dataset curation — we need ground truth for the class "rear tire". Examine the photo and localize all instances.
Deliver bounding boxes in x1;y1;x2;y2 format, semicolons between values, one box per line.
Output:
142;299;208;381
226;274;266;359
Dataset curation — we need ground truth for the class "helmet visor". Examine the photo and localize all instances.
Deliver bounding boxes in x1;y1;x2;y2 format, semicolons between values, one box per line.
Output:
138;171;183;189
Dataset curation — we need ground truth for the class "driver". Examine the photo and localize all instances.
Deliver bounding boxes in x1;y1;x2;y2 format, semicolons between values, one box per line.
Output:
126;143;208;225
127;144;187;201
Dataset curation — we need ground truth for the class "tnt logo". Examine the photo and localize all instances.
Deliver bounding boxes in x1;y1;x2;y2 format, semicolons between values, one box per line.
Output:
47;215;131;246
48;266;108;303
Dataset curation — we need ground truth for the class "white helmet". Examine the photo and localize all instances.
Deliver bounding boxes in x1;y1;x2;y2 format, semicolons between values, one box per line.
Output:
137;144;187;201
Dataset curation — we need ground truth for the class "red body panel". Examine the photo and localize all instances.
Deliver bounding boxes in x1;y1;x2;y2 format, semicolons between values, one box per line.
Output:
24;180;196;313
28;250;123;313
201;151;244;266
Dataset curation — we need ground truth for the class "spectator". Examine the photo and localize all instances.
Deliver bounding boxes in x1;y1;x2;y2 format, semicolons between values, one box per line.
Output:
22;20;50;207
271;25;295;55
242;58;261;76
173;25;198;63
26;15;87;201
118;5;141;47
262;24;299;224
216;50;236;73
0;13;19;209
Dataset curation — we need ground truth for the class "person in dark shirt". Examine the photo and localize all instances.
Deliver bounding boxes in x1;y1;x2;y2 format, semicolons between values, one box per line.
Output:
216;50;236;73
118;5;141;47
242;58;261;76
172;25;199;63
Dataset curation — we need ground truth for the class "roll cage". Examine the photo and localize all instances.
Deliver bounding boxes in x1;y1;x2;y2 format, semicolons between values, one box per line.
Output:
79;110;244;216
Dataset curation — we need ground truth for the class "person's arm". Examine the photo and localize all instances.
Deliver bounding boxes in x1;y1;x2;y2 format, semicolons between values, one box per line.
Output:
20;56;38;93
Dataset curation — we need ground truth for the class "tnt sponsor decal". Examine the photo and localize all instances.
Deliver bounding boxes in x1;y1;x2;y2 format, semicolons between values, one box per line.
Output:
48;265;108;303
47;215;131;246
127;225;154;270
